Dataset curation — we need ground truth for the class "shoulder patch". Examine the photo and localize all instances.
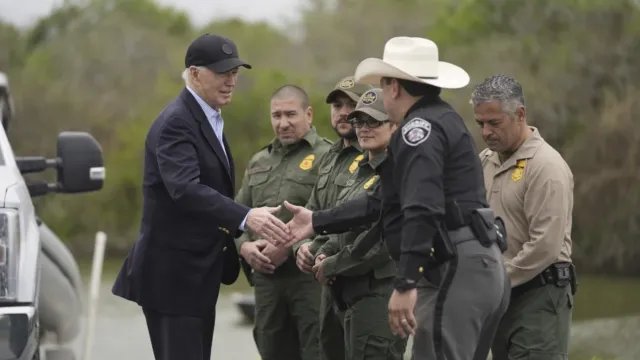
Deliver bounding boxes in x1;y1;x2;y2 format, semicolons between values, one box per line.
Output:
402;118;431;147
299;154;315;171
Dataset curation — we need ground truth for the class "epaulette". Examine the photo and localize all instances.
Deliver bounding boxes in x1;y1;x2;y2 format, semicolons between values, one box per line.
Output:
320;137;333;145
479;148;493;165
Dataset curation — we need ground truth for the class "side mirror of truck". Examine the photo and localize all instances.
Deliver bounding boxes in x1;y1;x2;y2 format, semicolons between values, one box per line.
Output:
56;131;105;193
16;131;105;197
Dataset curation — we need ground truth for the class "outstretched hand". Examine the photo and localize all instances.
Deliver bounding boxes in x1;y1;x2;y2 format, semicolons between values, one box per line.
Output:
283;201;314;247
246;205;290;246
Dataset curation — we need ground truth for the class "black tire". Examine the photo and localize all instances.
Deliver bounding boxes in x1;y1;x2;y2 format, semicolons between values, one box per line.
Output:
39;221;84;298
39;253;83;343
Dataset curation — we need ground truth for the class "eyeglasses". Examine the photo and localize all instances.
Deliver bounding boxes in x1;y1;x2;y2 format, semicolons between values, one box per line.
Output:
349;116;390;129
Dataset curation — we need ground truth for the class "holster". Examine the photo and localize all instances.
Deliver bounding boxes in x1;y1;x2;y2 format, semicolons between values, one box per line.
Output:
569;263;578;295
553;262;578;295
329;277;348;312
469;208;508;252
432;224;456;264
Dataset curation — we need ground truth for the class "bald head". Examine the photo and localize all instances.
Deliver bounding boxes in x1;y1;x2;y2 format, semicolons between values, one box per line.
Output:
271;85;309;110
270;84;313;145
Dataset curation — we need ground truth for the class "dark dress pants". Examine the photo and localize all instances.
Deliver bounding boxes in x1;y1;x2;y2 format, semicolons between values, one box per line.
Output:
143;307;215;360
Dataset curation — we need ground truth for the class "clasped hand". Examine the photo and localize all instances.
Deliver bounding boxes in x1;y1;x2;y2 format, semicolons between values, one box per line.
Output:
240;240;288;274
311;254;333;285
245;201;314;248
245;205;290;245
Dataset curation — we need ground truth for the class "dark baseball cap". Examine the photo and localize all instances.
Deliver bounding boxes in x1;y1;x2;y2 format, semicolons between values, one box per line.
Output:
185;33;252;73
325;76;373;104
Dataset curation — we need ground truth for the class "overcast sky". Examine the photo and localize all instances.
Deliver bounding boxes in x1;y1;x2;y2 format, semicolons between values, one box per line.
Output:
0;0;305;28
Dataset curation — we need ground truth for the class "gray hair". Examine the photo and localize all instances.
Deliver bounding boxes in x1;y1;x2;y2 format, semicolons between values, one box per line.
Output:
469;74;525;115
181;66;207;87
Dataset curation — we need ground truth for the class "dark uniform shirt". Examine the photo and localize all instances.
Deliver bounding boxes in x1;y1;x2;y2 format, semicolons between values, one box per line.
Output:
312;96;488;282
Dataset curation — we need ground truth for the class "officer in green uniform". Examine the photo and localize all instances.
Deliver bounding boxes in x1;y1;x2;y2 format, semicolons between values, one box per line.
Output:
235;85;333;360
292;76;372;360
312;88;407;360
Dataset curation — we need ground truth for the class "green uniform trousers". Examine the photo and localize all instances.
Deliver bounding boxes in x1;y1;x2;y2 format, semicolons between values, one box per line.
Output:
253;271;322;360
491;284;573;360
320;285;346;360
342;276;407;360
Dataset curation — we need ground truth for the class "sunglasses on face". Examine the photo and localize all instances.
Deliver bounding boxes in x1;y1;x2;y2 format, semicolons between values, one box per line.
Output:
349;115;390;129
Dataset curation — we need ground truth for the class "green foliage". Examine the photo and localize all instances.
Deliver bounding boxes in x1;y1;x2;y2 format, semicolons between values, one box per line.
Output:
2;0;640;274
0;21;26;70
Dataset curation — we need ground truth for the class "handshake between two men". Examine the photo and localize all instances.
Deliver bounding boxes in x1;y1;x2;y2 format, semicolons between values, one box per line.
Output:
240;201;316;274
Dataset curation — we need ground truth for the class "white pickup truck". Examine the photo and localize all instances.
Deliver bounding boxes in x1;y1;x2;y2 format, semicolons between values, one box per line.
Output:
0;72;105;359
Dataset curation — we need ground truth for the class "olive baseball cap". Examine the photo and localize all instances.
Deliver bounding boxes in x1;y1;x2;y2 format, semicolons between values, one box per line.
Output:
325;76;373;104
347;88;388;121
185;33;252;73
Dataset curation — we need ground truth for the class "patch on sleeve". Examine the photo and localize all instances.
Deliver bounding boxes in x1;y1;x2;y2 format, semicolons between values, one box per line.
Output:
402;118;431;147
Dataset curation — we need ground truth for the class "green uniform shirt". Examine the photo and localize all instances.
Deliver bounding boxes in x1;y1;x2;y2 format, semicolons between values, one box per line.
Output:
292;138;364;255
315;153;394;278
235;127;333;274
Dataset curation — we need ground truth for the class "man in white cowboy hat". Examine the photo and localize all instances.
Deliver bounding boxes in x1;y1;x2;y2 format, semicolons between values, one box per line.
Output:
281;36;511;360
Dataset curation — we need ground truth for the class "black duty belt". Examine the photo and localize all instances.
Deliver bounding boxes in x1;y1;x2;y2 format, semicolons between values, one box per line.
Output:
511;262;577;299
447;226;476;245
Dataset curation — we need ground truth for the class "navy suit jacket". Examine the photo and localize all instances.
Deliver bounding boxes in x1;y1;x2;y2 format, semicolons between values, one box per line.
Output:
112;88;250;316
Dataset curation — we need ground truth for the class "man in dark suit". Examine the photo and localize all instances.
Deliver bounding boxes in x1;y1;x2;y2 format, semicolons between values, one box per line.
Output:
112;33;290;360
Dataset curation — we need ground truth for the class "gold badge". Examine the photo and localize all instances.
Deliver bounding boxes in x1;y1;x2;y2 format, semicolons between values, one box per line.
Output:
348;154;364;173
361;90;377;105
511;159;526;182
339;78;355;89
363;175;378;189
299;154;315;171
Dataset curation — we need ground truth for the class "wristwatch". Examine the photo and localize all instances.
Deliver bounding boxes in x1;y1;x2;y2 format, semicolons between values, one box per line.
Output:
393;277;417;292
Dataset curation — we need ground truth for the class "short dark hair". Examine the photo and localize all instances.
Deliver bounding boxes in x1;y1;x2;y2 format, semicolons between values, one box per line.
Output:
271;84;310;109
382;77;441;98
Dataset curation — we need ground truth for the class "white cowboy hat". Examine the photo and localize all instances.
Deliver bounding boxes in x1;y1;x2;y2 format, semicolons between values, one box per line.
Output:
354;37;470;89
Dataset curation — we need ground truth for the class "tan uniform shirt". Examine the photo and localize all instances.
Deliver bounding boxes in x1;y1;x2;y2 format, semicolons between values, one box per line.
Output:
480;127;574;287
